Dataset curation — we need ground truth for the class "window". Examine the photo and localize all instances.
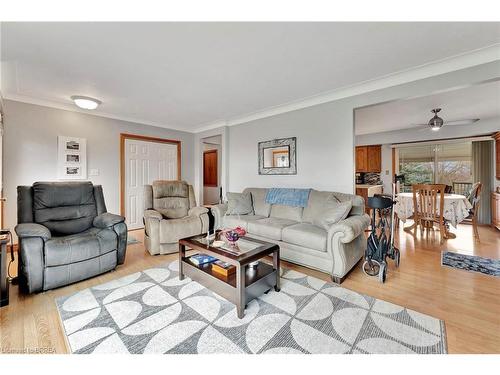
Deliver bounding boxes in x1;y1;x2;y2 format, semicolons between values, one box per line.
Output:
397;141;472;194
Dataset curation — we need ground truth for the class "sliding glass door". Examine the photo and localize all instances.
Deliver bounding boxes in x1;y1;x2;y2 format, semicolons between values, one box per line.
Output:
397;141;472;194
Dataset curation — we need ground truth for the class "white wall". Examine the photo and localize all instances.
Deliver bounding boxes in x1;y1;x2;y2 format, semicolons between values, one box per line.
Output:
225;61;500;195
3;100;195;235
380;144;393;194
228;102;354;193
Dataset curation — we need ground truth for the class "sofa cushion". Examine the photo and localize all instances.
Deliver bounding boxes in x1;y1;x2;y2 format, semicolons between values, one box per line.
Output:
159;216;203;244
302;190;340;224
226;192;253;215
44;228;117;267
222;215;266;231
154;197;189;219
244;188;271;217
282;223;327;252
33;182;97;236
152;181;190;219
312;200;352;230
247;217;298;241
270;204;303;222
152;180;188;198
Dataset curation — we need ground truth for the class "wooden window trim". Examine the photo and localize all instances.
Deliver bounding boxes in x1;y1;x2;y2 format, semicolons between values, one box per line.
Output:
120;133;181;216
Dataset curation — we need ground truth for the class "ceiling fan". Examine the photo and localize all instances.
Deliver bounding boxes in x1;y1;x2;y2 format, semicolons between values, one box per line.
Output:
416;108;479;131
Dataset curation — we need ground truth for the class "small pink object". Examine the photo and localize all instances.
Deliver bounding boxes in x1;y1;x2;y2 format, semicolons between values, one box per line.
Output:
233;226;246;236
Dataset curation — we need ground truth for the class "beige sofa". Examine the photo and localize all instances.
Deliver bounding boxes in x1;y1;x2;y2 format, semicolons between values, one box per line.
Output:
143;181;209;255
212;188;370;283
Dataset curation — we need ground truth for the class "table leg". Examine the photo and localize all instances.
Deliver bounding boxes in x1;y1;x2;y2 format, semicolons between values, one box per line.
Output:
178;243;185;280
236;264;245;319
443;221;457;239
273;249;280;292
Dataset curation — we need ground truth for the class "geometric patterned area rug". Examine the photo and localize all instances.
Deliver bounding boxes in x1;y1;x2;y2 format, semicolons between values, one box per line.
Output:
55;261;447;354
442;251;500;277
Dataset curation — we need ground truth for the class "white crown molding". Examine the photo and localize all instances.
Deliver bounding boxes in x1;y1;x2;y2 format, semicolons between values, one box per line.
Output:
191;43;500;133
1;92;192;133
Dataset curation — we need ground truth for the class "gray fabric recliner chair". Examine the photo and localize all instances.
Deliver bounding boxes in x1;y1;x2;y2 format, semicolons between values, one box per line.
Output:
15;181;127;293
143;180;209;255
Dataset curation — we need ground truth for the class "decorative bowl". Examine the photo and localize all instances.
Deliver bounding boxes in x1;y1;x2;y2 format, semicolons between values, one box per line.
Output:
224;230;240;244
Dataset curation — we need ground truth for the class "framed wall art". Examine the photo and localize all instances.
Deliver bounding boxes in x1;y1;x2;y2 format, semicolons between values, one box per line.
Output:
57;136;87;179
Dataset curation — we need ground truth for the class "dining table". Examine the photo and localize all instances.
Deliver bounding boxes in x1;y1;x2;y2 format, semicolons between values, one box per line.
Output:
395;192;473;239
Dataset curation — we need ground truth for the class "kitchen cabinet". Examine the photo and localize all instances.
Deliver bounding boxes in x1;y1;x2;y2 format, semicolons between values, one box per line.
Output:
356;146;368;172
355;145;381;173
492;192;500;231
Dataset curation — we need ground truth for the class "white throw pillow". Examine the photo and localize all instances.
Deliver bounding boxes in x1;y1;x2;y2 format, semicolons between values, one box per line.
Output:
312;201;352;230
226;192;254;215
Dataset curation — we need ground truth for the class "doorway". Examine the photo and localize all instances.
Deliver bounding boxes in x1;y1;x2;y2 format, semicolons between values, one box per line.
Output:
120;133;181;230
202;135;222;205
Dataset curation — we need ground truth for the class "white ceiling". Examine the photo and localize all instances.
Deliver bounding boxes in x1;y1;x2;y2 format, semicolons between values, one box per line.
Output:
1;22;500;132
355;80;500;135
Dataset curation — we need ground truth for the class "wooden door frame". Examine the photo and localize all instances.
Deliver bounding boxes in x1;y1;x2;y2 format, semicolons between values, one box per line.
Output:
203;149;218;187
120;133;182;216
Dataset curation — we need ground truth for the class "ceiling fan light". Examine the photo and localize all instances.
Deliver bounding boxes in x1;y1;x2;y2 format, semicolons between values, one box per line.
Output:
71;95;101;110
428;108;443;131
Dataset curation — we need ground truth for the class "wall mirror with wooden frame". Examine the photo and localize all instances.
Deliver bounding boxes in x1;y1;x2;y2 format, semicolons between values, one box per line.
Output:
258;137;296;175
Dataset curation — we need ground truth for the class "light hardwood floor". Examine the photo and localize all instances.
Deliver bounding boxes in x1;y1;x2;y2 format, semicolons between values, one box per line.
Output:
1;223;499;354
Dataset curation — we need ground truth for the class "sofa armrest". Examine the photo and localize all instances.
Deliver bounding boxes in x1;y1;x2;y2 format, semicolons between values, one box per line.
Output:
328;214;370;243
15;223;51;241
211;203;228;229
188;206;209;217
93;213;125;229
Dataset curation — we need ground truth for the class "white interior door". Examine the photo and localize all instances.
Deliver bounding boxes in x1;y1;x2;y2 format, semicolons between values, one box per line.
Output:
125;139;178;230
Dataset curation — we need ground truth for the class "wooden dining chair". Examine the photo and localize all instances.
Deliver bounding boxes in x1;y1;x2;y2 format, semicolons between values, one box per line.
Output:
466;182;482;241
412;184;446;243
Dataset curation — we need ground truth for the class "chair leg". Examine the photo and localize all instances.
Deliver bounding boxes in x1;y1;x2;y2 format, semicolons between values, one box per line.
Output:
439;220;446;244
472;216;480;242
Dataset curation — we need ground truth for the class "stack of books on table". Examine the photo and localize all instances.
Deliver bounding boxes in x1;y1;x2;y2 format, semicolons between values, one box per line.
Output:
190;253;217;266
211;260;236;277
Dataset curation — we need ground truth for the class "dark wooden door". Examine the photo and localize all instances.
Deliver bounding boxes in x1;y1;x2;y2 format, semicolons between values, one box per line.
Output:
203;150;218;187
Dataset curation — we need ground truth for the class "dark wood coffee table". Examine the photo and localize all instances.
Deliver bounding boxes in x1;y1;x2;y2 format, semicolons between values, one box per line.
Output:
179;232;280;318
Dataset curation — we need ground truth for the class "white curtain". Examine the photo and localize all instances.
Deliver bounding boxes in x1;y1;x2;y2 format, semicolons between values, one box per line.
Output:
472;140;493;224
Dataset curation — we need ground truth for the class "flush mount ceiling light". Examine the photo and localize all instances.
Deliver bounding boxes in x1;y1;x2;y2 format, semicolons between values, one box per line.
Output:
71;95;102;110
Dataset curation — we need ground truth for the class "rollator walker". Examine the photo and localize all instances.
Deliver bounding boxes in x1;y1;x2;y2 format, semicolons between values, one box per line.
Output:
362;183;400;283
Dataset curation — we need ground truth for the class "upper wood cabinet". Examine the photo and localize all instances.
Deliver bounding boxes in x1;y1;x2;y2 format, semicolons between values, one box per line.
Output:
494;132;500;180
355;146;368;172
356;145;381;173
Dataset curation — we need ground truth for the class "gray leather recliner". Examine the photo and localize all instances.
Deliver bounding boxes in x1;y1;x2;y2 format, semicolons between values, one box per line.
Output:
15;181;127;293
143;180;209;255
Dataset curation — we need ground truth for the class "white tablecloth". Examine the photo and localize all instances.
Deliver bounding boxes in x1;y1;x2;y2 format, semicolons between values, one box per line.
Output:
395;192;472;228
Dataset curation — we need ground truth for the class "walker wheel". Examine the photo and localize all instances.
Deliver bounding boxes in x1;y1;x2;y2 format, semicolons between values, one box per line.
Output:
378;262;387;283
362;259;380;277
394;248;400;268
